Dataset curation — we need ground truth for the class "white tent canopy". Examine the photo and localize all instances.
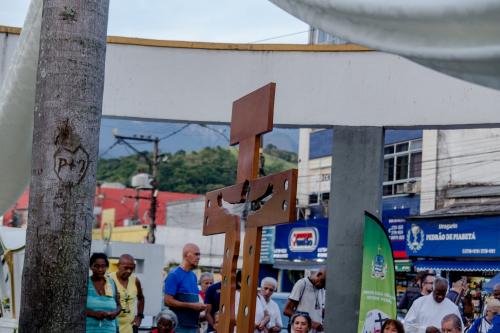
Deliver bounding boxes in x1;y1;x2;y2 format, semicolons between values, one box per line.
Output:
270;0;500;90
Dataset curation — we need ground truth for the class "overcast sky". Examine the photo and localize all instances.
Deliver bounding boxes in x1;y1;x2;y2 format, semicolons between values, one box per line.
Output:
0;0;309;43
0;0;305;155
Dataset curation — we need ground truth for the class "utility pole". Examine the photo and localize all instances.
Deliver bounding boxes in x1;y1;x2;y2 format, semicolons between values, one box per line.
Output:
149;137;159;243
113;134;160;243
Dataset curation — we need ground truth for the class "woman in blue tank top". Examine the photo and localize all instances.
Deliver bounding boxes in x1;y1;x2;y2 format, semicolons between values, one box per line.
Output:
86;253;121;332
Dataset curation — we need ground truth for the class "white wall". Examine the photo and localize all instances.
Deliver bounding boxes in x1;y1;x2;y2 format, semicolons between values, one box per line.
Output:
91;240;165;316
420;128;500;210
420;130;438;213
297;129;332;207
3;30;500;127
159;198;243;269
297;129;311;206
436;129;500;188
102;44;500;127
0;32;18;84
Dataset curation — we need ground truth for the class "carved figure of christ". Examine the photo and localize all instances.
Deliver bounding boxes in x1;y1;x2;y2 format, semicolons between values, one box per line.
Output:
203;83;297;333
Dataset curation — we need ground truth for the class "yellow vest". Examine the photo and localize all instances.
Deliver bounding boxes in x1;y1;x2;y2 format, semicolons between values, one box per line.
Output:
110;272;138;333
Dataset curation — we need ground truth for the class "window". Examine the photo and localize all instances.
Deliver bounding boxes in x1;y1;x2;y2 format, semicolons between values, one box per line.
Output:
410;152;422;178
396;155;409;180
383;139;422;196
309;129;333;159
308;193;318;204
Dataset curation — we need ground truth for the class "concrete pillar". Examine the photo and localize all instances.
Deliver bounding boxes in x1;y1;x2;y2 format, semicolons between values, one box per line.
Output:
325;126;384;332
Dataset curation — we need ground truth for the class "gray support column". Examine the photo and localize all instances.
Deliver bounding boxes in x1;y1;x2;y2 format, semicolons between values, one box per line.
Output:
324;126;384;332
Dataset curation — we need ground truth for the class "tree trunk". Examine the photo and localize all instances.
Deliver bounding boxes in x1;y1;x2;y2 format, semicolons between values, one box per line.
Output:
19;1;109;332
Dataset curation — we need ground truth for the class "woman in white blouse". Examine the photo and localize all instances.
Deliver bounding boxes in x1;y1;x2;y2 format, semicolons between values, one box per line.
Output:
255;277;283;333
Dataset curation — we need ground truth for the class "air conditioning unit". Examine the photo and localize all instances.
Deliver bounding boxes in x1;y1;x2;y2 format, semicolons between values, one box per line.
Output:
131;173;153;189
403;181;420;194
394;181;420;195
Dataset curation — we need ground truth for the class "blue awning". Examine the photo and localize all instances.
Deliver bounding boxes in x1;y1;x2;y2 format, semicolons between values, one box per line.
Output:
414;260;500;272
484;273;500;292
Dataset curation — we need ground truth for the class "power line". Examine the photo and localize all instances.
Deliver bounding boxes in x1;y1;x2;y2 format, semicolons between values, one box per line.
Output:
197;124;230;143
99;141;120;158
249;29;310;44
160;124;190;141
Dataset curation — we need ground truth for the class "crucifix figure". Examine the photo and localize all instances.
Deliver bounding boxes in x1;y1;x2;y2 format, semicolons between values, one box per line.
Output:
203;82;298;333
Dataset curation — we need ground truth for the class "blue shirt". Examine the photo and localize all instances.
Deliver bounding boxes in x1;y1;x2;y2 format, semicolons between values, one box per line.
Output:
204;281;222;331
163;266;200;328
164;266;199;295
488;315;500;333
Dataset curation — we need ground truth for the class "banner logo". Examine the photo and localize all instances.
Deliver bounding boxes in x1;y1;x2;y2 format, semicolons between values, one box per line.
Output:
371;247;388;279
407;224;425;252
362;309;390;333
289;227;319;252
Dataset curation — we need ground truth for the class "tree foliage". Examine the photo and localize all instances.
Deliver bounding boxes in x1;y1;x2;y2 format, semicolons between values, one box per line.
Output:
97;146;297;194
263;143;298;163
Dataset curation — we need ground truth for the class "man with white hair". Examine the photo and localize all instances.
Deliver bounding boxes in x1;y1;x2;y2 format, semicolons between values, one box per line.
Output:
468;299;500;333
487;296;500;333
255;277;283;333
404;277;462;333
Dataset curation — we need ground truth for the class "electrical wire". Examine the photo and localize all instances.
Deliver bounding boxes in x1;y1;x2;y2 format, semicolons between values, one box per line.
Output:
249;30;310;44
99;141;120;158
159;124;191;141
197;124;230;143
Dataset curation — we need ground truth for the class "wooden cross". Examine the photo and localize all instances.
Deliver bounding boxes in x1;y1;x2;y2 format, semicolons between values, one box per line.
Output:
203;83;297;333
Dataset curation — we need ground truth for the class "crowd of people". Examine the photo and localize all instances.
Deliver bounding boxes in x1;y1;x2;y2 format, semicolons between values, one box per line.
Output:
397;271;500;333
84;243;327;333
84;243;499;333
162;243;326;333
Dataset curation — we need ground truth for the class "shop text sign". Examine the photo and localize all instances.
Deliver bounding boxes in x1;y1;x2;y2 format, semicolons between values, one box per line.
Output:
260;226;276;264
382;208;410;259
405;216;500;258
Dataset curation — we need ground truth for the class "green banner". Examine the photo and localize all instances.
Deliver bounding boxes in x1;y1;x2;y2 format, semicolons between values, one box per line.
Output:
357;212;397;333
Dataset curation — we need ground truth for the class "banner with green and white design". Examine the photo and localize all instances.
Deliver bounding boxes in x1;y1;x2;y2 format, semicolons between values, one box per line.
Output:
357;212;397;333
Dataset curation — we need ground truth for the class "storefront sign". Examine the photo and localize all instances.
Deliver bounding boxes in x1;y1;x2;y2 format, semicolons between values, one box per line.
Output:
382;208;409;259
274;218;328;261
260;226;276;264
405;216;500;258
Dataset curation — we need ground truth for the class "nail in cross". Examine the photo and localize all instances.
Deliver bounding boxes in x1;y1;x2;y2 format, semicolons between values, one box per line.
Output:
203;83;297;333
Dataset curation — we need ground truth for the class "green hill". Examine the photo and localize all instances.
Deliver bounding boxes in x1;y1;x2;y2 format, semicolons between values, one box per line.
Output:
97;145;297;194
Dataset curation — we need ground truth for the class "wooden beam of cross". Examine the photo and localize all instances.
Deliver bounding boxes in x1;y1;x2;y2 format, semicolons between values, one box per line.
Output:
203;185;241;333
203;83;297;333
